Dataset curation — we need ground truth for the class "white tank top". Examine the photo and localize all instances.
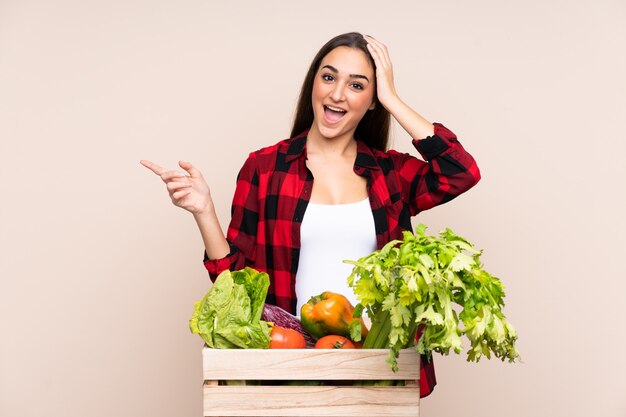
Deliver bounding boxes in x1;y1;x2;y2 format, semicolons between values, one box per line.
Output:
295;198;378;314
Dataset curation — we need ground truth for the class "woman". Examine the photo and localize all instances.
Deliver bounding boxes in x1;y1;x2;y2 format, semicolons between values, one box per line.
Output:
141;32;481;397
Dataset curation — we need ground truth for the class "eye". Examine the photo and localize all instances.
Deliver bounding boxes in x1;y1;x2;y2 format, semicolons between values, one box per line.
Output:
322;73;335;82
350;82;364;90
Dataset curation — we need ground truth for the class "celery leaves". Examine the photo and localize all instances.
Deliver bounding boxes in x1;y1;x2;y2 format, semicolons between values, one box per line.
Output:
346;225;519;371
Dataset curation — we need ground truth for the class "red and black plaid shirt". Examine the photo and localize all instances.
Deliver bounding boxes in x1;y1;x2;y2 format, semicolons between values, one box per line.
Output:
204;122;480;396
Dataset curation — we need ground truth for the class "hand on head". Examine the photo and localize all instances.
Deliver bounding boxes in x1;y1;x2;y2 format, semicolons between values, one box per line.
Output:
363;35;398;108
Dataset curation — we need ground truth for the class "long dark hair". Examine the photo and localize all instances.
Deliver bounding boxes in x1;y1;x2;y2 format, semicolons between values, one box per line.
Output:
290;32;391;152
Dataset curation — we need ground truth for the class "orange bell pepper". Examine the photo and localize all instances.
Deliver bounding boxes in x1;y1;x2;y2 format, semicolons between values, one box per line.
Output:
300;291;369;341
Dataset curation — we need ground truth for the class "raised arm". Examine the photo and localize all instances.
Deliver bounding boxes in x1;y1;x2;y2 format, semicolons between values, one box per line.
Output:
364;36;480;213
364;35;434;140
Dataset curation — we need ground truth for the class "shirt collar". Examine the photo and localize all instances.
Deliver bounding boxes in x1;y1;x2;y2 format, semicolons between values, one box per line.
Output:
285;130;380;170
285;131;308;163
354;140;380;170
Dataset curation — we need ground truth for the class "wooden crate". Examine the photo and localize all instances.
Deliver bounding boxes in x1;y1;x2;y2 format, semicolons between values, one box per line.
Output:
203;348;420;417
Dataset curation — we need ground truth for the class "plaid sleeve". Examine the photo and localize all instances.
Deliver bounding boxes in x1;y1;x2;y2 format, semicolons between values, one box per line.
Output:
398;123;481;215
203;152;260;280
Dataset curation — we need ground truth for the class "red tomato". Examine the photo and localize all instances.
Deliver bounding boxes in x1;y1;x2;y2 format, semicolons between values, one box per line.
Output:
269;326;306;349
314;335;356;349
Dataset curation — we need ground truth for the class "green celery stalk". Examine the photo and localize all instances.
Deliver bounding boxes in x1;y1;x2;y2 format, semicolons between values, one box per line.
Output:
363;309;391;349
345;225;520;372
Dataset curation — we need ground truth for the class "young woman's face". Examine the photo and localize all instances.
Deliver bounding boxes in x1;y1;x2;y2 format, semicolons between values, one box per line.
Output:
310;46;376;141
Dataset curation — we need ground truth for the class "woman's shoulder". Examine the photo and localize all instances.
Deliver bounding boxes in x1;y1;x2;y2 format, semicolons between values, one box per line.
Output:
251;137;295;157
242;131;308;170
356;140;415;164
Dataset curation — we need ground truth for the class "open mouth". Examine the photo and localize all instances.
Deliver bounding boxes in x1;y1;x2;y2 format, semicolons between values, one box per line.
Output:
323;105;347;123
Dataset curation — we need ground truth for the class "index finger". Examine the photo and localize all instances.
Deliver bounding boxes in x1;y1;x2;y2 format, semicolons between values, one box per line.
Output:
140;159;167;176
366;43;387;70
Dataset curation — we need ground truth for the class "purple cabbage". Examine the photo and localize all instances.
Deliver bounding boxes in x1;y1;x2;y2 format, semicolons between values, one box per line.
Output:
262;304;316;348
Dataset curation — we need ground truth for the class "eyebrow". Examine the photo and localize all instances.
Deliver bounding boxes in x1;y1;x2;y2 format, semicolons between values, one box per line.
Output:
321;65;370;82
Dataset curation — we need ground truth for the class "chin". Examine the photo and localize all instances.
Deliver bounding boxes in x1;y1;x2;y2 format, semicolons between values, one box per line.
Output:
315;121;353;140
318;126;339;139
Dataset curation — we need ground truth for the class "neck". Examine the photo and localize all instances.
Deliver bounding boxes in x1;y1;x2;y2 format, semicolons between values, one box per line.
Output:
306;126;357;157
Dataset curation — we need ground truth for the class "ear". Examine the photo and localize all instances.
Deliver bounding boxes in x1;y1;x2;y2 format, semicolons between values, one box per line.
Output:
368;101;376;111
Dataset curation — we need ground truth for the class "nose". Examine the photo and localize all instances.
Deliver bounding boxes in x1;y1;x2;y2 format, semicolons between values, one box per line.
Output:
330;83;345;102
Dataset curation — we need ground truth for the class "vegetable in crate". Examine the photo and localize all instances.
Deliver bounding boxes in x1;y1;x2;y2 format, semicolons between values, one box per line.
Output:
300;291;369;341
261;304;316;347
189;268;272;349
345;224;520;371
314;335;357;349
269;325;307;349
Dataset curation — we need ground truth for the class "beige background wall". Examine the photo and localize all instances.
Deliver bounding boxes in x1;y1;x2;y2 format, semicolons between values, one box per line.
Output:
1;0;625;416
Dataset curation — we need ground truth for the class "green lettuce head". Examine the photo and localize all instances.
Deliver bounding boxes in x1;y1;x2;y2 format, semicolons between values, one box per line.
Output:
189;268;271;349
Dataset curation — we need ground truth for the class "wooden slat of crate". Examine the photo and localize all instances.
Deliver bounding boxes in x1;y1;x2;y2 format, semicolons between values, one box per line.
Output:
202;348;419;380
203;385;420;417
